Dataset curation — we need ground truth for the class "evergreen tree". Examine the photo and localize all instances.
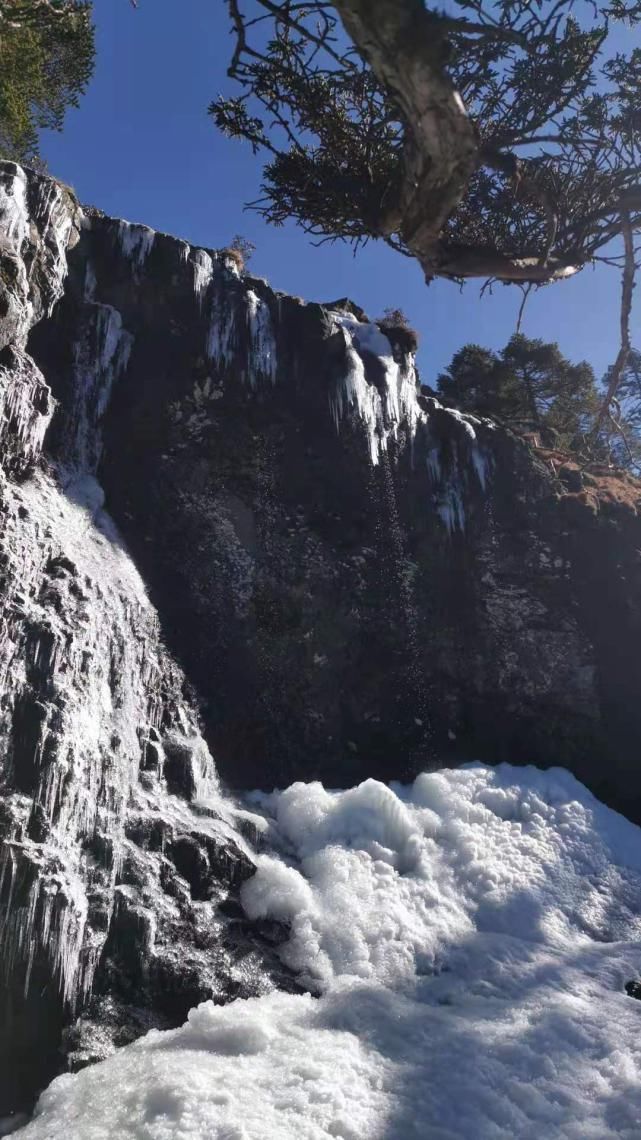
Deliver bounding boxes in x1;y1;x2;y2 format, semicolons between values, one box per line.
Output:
0;1;95;163
438;335;600;452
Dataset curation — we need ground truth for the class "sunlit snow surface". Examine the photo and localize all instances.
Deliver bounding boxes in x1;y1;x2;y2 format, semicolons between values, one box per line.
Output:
17;764;641;1139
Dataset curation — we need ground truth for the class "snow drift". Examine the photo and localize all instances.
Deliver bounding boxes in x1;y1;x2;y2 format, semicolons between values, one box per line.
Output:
17;764;641;1140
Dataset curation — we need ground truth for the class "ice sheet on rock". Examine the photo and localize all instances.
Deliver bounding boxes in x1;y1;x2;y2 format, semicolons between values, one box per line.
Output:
0;351;54;470
245;290;277;387
191;250;214;309
324;319;492;521
440;406;490;491
206;287;237;370
0;166;76;340
423;404;492;532
0;165;30;255
0;166;34;338
205;284;278;390
19;764;641;1140
33;180;76;310
66;303;133;472
0;466;161;1002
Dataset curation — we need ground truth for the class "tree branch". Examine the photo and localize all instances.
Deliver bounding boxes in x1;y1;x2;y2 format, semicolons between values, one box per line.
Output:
332;0;478;258
594;208;636;431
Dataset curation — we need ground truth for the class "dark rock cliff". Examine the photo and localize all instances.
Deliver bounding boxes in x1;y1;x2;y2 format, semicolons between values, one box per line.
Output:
29;174;641;814
2;159;641;1114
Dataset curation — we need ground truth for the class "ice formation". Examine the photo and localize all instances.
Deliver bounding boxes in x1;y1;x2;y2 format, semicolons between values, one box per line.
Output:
17;764;641;1139
117;221;155;270
328;312;426;466
327;312;490;530
65;303;133;471
0;166;229;1046
245;290;277;387
192;249;214;309
5;161;621;1137
0;165;75;346
204;279;278;389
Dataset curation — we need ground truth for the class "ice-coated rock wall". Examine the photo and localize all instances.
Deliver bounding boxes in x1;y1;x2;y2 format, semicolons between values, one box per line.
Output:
0;164;297;1115
3;159;641;1114
29;188;640;814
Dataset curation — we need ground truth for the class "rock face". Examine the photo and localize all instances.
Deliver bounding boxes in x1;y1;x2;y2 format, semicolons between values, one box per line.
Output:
29;174;641;813
0;164;298;1116
2;159;641;1112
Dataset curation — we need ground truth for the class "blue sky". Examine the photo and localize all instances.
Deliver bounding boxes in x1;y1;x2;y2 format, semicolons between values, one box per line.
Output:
41;0;639;385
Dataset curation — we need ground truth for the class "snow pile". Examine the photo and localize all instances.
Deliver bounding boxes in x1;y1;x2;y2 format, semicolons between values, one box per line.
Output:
18;764;641;1139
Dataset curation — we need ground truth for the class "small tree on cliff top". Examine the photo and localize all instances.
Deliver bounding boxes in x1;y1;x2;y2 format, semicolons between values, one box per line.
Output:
0;1;95;163
213;0;641;417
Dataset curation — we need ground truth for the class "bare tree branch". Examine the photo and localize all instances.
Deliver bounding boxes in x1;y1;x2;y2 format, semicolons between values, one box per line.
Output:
594;209;636;431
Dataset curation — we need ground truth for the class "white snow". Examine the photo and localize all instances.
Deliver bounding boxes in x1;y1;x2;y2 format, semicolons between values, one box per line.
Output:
18;763;641;1139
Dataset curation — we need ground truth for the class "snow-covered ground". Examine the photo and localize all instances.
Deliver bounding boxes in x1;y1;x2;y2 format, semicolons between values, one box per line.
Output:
16;764;641;1139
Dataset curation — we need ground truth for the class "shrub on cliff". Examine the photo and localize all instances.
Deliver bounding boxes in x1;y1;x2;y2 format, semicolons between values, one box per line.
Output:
376;308;419;354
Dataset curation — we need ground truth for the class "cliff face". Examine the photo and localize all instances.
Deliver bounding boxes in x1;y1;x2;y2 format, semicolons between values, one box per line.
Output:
29;172;641;812
2;160;641;1113
0;164;297;1115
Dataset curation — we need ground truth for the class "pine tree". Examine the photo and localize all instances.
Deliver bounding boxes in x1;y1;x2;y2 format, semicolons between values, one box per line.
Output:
0;1;95;163
438;335;600;452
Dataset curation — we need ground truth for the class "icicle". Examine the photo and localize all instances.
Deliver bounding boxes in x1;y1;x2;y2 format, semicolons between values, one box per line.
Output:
117;221;155;269
192;249;214;309
0;350;54;470
328;314;427;466
66;303;133;472
206;286;237;367
246;290;277;387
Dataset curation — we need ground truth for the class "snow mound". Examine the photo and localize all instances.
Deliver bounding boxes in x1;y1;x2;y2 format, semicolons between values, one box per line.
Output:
17;764;641;1139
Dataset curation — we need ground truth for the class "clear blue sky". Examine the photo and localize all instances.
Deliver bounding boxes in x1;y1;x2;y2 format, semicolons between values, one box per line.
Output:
40;0;639;386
